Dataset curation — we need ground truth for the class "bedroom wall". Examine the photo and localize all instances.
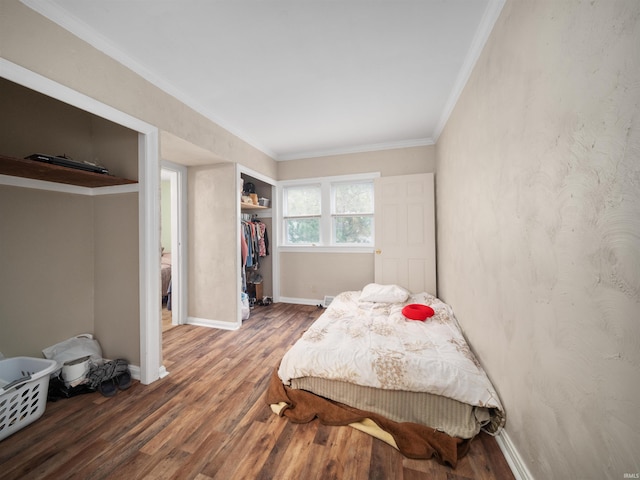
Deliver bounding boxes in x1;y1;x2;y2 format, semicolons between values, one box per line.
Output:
277;145;435;301
161;180;172;253
93;193;140;363
188;163;238;325
435;1;640;479
276;145;435;181
0;186;94;358
279;252;374;302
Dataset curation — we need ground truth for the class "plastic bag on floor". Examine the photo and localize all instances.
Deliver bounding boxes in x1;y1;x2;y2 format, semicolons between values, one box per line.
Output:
241;292;251;320
42;334;103;387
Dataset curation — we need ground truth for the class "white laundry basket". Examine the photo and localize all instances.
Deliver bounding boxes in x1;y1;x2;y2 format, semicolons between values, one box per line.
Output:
0;357;58;441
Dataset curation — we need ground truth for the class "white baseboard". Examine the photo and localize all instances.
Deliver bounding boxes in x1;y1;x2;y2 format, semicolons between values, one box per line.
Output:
158;365;170;379
127;363;140;381
495;429;534;480
278;296;323;306
128;364;169;383
186;316;241;331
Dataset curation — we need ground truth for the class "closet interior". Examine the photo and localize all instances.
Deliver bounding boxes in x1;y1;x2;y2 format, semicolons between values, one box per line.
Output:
0;77;140;360
240;173;274;312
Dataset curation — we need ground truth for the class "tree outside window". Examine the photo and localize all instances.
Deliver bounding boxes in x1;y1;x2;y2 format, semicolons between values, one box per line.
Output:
283;184;321;244
332;182;374;244
282;178;374;247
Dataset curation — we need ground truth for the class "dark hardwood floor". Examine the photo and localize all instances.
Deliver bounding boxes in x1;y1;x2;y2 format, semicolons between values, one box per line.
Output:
0;303;514;479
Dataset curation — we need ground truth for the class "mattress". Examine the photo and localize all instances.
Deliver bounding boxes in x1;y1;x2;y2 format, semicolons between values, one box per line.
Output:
291;377;490;439
278;288;505;438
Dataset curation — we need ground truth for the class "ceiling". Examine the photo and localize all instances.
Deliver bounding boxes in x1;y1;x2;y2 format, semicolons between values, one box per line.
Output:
23;0;504;161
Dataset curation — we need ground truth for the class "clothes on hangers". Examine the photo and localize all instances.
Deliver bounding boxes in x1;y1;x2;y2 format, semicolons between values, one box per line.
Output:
258;222;269;257
241;219;269;269
241;224;249;291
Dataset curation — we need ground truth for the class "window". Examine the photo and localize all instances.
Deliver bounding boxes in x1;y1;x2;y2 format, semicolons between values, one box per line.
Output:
332;181;374;244
283;184;321;244
281;174;377;249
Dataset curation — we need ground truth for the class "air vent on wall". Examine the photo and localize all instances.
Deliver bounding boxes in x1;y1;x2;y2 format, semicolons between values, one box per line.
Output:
323;296;335;308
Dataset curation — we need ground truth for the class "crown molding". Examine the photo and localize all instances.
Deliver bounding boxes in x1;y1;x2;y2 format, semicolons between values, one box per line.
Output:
277;137;435;162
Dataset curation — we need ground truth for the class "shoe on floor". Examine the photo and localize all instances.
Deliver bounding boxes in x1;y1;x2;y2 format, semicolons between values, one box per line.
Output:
116;371;132;390
98;379;117;397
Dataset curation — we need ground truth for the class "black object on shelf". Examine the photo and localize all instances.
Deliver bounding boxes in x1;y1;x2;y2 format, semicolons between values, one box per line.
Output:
26;153;109;175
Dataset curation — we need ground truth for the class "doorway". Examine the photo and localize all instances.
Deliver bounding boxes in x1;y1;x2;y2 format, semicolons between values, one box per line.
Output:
161;161;187;331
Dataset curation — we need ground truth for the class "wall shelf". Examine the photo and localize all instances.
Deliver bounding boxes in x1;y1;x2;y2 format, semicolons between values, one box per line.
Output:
0;154;137;188
241;201;268;210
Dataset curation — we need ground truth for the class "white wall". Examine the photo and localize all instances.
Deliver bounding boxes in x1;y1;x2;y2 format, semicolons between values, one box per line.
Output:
436;1;640;478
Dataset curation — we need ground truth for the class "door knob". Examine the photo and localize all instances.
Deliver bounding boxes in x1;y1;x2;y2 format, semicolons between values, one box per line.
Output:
375;249;382;254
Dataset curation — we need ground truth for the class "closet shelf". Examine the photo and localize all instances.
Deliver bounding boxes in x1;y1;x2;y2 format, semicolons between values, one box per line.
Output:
241;201;268;210
0;154;137;188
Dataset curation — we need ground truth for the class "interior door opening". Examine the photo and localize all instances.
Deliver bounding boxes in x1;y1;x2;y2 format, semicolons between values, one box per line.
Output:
161;165;184;331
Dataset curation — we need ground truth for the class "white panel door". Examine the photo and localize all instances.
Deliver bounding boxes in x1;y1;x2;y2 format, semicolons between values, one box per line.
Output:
374;173;436;295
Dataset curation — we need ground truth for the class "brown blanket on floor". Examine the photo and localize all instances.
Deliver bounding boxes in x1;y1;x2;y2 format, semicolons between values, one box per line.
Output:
265;368;470;468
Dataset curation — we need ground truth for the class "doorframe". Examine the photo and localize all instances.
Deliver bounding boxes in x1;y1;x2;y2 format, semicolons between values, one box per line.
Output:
161;161;187;327
1;59;163;384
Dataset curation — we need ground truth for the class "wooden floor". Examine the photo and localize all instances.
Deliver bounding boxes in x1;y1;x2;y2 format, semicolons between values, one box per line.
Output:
0;303;514;480
162;305;174;333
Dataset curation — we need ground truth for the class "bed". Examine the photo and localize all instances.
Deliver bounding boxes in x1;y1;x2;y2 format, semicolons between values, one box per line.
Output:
266;284;505;467
161;252;171;303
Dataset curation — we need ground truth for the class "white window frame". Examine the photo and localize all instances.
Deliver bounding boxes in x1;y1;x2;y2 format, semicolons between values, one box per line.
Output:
278;172;380;253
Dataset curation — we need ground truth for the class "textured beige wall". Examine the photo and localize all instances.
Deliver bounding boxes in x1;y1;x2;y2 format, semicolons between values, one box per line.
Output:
436;1;640;478
93;193;140;362
277;145;435;180
277;145;434;300
161;180;172;252
0;77;139;179
188;163;238;323
0;186;94;358
279;252;374;301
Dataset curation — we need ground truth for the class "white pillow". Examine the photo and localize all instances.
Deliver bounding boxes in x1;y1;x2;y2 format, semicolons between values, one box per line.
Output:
359;283;409;303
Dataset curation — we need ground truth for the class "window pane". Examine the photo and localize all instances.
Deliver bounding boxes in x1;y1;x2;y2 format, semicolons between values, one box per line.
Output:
285;218;320;244
333;182;373;214
333;216;373;244
285;185;321;216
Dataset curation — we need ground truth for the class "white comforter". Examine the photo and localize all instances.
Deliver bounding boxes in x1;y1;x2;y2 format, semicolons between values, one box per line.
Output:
278;291;504;414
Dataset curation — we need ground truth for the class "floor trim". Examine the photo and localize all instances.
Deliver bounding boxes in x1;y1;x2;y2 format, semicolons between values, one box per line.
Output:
495;429;534;480
187;316;241;331
278;296;323;306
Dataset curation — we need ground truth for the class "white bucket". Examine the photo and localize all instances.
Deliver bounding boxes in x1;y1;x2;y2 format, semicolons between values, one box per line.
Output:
61;356;91;387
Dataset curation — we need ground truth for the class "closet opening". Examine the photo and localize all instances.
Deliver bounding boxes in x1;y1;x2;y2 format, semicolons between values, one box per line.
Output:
240;168;277;320
1;59;162;384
